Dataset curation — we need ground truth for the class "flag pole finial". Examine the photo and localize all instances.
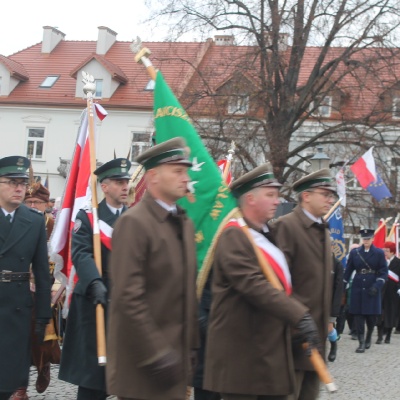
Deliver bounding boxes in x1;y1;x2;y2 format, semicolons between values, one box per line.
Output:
130;36;157;80
82;71;95;97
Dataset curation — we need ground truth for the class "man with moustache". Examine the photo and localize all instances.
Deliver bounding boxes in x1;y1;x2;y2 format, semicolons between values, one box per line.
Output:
203;164;320;400
0;156;51;400
107;138;199;400
59;158;131;400
272;169;336;400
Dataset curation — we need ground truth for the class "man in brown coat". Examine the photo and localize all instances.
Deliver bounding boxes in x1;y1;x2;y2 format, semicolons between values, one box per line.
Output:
203;164;320;400
106;138;199;400
272;169;336;400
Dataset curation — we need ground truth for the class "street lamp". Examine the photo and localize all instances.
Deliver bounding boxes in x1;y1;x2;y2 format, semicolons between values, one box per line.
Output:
309;146;330;171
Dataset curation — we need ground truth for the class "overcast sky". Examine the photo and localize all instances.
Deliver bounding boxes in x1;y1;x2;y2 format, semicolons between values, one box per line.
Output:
0;0;170;56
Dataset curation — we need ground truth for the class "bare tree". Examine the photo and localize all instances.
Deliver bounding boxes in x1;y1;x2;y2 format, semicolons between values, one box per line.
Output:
147;0;400;228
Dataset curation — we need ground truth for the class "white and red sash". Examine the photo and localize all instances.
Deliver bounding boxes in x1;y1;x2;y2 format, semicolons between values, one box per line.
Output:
86;212;113;250
225;219;292;294
388;269;399;283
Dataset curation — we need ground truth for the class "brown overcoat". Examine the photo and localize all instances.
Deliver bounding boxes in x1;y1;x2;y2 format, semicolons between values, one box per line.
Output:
203;223;308;396
271;206;333;370
106;193;199;400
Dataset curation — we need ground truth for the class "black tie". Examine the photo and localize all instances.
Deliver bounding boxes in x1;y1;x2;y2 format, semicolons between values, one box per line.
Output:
115;210;120;217
5;214;11;223
3;214;12;237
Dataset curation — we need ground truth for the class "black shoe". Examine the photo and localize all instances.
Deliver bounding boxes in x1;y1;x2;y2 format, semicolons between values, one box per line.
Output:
385;338;391;344
351;333;358;340
356;334;365;353
395;329;400;334
365;330;373;349
328;341;337;362
376;338;383;344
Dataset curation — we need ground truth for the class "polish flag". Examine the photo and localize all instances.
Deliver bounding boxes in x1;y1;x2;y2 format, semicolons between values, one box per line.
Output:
350;147;377;189
217;159;232;185
373;219;386;249
49;103;107;316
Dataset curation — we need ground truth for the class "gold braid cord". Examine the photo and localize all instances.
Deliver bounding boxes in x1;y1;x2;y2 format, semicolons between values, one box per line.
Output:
196;207;239;299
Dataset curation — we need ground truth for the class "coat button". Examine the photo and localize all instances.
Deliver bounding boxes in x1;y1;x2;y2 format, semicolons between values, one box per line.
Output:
20;258;24;261
16;308;21;312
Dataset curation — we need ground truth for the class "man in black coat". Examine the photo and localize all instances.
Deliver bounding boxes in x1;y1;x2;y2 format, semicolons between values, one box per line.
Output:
343;228;387;353
376;241;400;344
58;158;131;400
0;156;51;400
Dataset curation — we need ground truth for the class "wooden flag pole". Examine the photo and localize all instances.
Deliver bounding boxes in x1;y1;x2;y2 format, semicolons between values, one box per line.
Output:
386;213;400;241
375;217;392;236
231;211;337;393
82;71;107;366
323;198;342;221
223;141;236;182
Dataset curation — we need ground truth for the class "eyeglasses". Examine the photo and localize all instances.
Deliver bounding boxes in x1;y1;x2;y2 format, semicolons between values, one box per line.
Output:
24;200;46;205
306;190;336;200
0;180;29;189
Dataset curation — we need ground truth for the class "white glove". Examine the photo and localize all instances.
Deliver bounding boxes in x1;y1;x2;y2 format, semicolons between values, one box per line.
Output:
397;289;400;296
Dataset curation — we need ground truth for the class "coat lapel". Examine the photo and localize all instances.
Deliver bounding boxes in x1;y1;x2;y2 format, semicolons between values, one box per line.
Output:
0;206;32;254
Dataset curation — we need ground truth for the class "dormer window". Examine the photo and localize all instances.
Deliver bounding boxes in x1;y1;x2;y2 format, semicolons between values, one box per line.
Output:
145;79;155;91
40;75;59;88
392;98;400;119
228;95;249;115
310;96;332;117
95;79;103;98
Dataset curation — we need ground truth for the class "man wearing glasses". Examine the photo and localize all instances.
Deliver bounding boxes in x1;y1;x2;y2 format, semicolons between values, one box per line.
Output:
0;156;51;400
272;169;336;400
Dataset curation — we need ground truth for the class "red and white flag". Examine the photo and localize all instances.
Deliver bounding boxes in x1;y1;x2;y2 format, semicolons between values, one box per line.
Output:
217;159;232;185
350;147;377;189
373;219;386;249
50;103;107;316
335;167;346;206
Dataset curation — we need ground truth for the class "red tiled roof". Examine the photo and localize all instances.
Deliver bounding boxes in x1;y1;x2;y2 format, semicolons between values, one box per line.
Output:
70;53;128;83
0;40;208;110
0;55;29;81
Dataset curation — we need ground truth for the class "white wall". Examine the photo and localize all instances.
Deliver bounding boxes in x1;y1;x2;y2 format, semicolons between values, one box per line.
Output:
0;105;153;198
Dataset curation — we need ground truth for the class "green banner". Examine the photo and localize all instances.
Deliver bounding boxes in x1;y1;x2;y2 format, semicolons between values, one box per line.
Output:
154;71;237;275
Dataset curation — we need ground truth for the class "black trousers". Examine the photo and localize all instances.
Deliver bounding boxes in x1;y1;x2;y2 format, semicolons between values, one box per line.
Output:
355;314;376;335
77;386;107;400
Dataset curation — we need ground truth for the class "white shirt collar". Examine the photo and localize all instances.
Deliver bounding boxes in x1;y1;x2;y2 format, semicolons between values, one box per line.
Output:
155;199;177;214
2;208;16;221
301;208;323;223
106;203;123;215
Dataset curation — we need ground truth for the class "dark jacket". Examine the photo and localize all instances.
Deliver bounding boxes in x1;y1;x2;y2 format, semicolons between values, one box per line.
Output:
381;256;400;327
106;193;199;400
344;244;387;315
58;199;125;391
331;255;344;318
204;223;307;396
0;205;51;392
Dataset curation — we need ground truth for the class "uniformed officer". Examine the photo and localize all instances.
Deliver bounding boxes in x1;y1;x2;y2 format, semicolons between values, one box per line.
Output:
0;156;51;400
271;169;336;400
10;182;61;399
58;158;131;400
106;138;199;400
203;164;320;400
343;228;387;353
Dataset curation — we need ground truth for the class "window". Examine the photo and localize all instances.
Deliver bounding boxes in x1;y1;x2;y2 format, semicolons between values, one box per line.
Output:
131;132;151;162
95;79;103;98
26;128;45;160
227;95;249;114
310;96;332;117
392;98;400;119
145;79;155;91
39;75;59;88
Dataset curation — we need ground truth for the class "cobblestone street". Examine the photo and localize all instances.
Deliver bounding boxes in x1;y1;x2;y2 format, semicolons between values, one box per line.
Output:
24;329;399;399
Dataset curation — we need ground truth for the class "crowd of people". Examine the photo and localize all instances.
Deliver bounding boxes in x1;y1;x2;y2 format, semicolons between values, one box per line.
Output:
0;138;397;400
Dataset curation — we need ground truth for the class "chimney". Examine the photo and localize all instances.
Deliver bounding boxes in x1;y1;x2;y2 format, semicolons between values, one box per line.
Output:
214;35;235;46
264;32;289;51
42;26;65;54
96;26;117;55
